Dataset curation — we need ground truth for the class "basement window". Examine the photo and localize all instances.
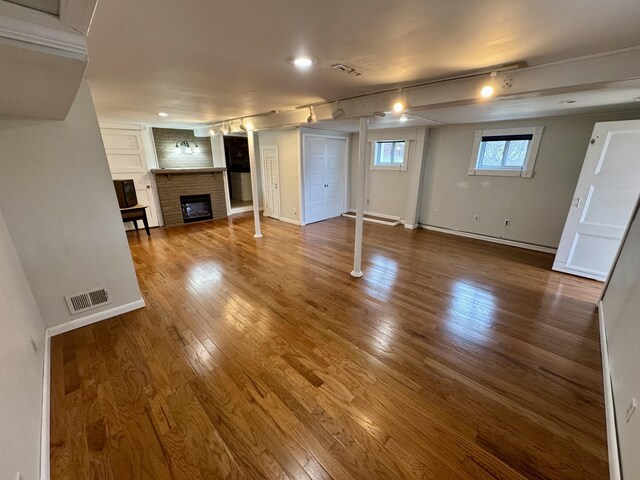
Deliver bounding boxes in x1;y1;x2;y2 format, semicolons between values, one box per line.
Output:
372;140;407;170
468;126;544;177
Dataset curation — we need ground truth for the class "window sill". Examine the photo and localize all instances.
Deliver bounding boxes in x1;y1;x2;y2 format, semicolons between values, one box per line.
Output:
370;165;407;171
468;168;533;178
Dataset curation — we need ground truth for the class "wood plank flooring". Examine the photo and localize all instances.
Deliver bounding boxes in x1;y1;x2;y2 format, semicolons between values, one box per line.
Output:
50;213;607;479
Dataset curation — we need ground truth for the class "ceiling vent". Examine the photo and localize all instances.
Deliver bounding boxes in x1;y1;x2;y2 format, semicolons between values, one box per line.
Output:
331;63;363;76
64;288;111;315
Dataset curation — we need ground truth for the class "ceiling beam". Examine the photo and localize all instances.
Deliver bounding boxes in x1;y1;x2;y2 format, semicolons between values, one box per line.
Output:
202;47;640;133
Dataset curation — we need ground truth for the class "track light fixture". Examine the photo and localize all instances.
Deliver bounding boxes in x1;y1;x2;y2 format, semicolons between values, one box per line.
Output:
307;106;317;123
393;88;404;112
481;71;497;98
239;118;247;131
331;102;345;120
219;123;229;135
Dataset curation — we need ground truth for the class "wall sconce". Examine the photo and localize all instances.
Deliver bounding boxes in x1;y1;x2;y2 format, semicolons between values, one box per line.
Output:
174;140;199;154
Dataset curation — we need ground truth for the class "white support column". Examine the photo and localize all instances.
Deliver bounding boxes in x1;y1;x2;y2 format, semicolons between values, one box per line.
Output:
351;117;369;278
247;131;262;238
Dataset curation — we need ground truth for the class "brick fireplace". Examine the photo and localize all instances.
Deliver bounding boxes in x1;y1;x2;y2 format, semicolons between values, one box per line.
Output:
151;168;227;227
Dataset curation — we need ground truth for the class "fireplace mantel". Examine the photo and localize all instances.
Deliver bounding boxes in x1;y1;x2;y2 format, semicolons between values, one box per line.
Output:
151;167;226;175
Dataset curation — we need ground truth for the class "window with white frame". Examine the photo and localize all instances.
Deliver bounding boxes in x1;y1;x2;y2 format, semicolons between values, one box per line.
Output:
372;140;407;170
468;126;544;177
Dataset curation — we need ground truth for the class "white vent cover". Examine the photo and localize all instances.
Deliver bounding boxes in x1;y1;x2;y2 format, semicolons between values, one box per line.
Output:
64;287;111;315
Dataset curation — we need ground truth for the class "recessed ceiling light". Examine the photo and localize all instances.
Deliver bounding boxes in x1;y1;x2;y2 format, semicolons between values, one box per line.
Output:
158;112;169;117
291;56;315;68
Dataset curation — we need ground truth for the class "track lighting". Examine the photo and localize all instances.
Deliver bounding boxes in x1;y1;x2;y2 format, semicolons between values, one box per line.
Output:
239;118;247;131
193;142;200;153
219;123;229;135
307;106;317;123
331;103;345;120
481;71;497;98
393;88;404;112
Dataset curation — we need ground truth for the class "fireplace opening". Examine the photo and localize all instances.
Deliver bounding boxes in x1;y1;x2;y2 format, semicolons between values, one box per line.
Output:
180;194;213;223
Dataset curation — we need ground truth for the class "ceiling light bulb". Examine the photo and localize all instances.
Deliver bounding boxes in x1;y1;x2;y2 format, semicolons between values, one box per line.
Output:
245;122;254;131
480;85;494;98
220;124;229;135
307;106;317;123
239;119;247;131
292;56;314;67
393;101;404;112
481;71;498;98
158;112;169;117
209;129;215;136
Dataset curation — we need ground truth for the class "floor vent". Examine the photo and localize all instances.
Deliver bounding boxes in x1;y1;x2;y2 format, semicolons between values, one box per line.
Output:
64;288;111;315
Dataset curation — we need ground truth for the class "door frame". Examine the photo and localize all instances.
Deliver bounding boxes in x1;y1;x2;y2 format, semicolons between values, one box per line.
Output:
300;133;349;225
260;145;282;220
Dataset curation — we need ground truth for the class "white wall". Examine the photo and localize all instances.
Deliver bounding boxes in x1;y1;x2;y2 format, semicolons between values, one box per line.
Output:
258;128;300;222
0;82;142;328
349;127;427;222
0;207;46;480
601;201;640;479
419;110;640;248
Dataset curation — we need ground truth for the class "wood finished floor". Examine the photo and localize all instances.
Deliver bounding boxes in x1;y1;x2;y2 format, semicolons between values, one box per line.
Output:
50;214;607;480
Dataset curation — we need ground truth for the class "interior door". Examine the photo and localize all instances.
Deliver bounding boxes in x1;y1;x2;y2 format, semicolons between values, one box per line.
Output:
262;146;281;219
304;136;327;223
101;127;160;228
553;120;640;281
325;139;347;218
303;135;347;224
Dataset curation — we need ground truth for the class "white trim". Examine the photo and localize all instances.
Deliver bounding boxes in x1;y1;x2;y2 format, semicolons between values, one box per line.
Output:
404;223;419;229
47;299;145;337
0;1;87;56
420;224;557;254
343;210;401;226
59;0;98;35
40;330;51;480
278;217;300;226
598;301;622;480
468;126;544;178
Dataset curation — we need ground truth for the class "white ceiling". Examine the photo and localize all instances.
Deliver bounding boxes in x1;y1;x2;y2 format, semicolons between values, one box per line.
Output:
86;0;640;126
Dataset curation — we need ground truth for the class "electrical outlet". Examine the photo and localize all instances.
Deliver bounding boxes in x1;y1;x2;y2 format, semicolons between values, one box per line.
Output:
504;219;510;227
433;208;438;216
626;397;637;422
474;214;480;222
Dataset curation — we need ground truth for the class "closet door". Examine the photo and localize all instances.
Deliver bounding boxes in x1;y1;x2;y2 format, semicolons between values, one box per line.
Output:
325;138;346;218
261;146;281;219
304;136;327;223
303;135;347;224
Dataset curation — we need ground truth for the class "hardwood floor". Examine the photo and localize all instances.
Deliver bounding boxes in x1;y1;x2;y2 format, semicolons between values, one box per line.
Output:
50;213;607;479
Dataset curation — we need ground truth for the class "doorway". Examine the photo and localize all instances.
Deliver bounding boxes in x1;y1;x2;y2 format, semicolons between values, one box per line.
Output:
224;135;254;212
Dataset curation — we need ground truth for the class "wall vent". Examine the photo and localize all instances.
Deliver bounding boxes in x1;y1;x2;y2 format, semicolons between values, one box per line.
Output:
64;288;111;315
331;63;363;76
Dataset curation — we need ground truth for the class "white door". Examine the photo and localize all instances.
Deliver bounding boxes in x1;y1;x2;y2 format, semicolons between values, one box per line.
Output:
553;120;640;281
261;146;281;219
101;127;160;228
303;136;347;224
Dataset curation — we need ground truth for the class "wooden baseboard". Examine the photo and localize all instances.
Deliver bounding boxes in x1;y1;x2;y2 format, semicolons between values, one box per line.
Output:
419;224;557;254
47;299;145;337
598;301;622;480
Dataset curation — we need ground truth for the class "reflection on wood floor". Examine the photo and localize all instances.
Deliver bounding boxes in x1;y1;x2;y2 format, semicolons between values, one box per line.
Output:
50;213;607;479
